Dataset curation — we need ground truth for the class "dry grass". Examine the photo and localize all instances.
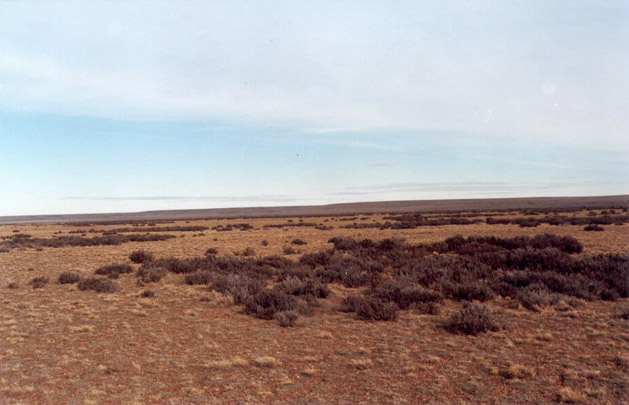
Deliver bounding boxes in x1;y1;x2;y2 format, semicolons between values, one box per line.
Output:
556;387;587;403
204;356;248;369
252;356;281;368
349;358;374;370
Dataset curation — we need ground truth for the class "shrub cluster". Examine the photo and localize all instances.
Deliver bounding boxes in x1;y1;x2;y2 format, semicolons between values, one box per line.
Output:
103;225;209;234
0;233;175;251
136;231;627;327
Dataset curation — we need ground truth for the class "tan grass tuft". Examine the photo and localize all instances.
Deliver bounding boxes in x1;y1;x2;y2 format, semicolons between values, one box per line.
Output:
556;387;587;403
252;356;281;368
349;358;373;370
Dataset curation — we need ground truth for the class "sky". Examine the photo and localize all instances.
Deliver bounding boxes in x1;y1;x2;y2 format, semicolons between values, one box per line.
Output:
0;1;627;215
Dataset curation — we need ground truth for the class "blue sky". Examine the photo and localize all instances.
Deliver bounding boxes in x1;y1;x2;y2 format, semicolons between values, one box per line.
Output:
0;1;627;215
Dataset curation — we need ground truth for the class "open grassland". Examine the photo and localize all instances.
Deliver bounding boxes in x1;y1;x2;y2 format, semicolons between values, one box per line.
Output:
1;207;628;404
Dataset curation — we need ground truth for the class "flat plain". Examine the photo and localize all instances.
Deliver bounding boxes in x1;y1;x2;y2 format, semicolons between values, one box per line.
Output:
1;205;627;404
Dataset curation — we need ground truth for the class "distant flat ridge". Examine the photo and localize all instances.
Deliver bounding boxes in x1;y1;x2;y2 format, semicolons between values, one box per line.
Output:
1;195;627;224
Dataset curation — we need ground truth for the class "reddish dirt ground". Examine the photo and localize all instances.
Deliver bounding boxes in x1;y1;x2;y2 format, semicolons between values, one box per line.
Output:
1;211;627;404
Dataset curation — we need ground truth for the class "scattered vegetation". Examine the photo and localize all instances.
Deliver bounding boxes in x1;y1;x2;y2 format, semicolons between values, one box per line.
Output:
103;225;209;234
44;229;625;328
0;233;175;251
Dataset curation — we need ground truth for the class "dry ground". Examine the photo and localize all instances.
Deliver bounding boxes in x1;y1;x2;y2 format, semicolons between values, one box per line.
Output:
1;211;627;404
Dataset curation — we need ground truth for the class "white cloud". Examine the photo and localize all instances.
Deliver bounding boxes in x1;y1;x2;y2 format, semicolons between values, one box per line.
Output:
0;1;627;149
